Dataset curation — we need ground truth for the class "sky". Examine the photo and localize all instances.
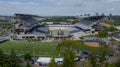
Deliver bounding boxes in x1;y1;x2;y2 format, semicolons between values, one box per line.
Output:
0;0;120;16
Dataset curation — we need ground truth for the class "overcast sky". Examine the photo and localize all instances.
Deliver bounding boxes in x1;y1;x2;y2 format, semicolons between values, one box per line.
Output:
0;0;120;16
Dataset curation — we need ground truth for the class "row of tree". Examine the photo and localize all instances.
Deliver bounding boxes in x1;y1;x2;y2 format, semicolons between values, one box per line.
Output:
0;49;21;67
38;16;78;23
0;49;31;67
48;40;120;67
97;26;118;38
108;15;120;26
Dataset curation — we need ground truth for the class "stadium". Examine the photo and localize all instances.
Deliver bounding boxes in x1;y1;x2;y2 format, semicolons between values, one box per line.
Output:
0;14;114;67
11;14;106;41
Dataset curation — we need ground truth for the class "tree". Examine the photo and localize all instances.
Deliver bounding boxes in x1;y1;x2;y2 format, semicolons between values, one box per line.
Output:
98;42;109;67
107;27;117;32
89;53;98;67
114;58;120;67
0;49;5;67
57;40;79;67
2;63;10;67
99;50;107;63
27;37;33;42
62;50;75;67
98;50;108;67
57;40;79;53
48;58;57;67
26;60;31;67
97;30;108;38
24;52;31;61
104;62;111;67
0;49;22;67
7;49;21;67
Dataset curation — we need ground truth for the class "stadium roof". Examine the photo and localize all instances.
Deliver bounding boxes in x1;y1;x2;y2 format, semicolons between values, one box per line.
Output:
15;14;39;29
75;16;105;30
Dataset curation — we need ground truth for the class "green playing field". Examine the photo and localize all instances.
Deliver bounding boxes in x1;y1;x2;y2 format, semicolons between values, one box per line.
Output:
0;40;113;57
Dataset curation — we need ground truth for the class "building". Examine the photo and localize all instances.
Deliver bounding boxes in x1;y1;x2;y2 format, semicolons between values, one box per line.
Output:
11;14;106;41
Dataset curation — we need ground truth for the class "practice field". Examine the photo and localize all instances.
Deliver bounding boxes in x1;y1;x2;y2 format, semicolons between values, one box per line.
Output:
0;41;113;57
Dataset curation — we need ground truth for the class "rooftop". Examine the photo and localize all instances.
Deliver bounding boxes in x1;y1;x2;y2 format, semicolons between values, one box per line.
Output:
75;16;105;30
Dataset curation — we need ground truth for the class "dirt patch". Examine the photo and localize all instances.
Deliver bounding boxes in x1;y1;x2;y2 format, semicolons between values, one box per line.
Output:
84;42;101;47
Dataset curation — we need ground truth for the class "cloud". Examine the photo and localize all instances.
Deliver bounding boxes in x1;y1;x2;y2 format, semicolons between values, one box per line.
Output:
57;2;63;6
0;1;39;6
8;2;22;5
106;0;120;2
106;8;115;11
0;0;119;16
86;0;120;3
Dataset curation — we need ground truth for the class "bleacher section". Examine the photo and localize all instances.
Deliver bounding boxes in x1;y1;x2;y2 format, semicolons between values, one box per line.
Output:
69;27;81;34
35;28;48;34
16;14;39;29
14;14;49;34
75;16;105;30
83;37;110;43
13;14;107;40
69;27;86;40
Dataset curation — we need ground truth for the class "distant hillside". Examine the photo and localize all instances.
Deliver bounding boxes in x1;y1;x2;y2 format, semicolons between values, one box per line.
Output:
38;16;79;24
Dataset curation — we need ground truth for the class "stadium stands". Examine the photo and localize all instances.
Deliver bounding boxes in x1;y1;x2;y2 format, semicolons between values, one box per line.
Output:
12;14;106;41
16;14;39;29
35;29;48;34
83;37;110;44
69;28;81;34
35;27;48;34
75;16;105;30
83;37;103;42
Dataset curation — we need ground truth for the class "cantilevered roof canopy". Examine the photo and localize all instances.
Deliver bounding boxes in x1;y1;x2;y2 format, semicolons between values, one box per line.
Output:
75;16;105;30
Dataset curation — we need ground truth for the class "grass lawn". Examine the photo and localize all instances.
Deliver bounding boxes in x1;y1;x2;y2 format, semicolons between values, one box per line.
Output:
0;40;113;57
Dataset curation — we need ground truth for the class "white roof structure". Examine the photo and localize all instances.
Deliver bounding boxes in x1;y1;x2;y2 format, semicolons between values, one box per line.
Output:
36;57;63;64
37;57;51;64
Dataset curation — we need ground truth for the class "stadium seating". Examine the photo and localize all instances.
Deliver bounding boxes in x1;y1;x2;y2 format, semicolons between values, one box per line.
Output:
17;14;39;29
75;16;105;30
69;27;81;34
70;29;81;34
35;29;48;33
83;37;108;43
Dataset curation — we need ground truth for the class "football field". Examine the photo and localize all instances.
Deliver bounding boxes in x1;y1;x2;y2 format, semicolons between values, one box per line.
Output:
0;40;113;57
